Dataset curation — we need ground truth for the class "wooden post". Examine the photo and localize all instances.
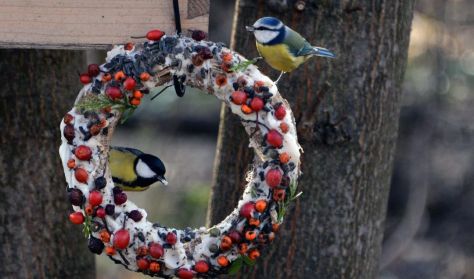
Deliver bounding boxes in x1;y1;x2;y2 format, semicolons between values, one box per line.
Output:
208;1;415;278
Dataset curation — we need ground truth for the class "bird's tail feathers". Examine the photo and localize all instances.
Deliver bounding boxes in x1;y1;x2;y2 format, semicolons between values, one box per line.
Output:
312;47;336;58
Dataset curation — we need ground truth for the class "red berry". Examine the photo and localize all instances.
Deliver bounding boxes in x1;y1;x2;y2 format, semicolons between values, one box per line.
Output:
69;211;84;224
87;64;100;77
266;168;282;188
146;29;165;41
106;86;123;100
123;77;136;91
75;145;92;161
266;129;283;148
166;232;177;245
230;91;247;105
114;191;127;205
89;190;103;206
228;230;242;243
113;229;130;250
75;168;88;183
79;73;91;84
63;113;74;124
275;105;287;120
176;268;194;279
96;206;106;218
194;260;209;273
149;243;164;258
137;258;150;270
239;202;255;219
250;97;264;112
124;42;134;51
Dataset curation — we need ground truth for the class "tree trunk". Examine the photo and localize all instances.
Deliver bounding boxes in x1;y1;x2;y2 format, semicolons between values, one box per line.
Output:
208;1;414;278
0;49;95;278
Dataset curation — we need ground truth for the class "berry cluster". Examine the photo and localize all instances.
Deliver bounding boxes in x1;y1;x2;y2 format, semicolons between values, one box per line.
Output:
59;30;301;278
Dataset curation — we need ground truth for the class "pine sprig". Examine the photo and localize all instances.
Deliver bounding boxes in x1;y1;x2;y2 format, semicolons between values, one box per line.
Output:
230;57;261;72
82;214;92;238
277;181;302;222
75;94;138;124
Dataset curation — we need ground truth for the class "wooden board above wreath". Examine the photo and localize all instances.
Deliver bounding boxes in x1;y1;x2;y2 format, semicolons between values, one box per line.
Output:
0;0;209;49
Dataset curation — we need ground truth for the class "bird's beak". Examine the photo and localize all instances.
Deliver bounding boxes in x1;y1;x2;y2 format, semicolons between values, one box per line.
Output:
246;26;255;32
157;176;168;186
314;47;336;59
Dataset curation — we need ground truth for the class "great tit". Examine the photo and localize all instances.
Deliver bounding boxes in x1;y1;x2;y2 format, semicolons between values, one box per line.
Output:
246;17;335;82
109;146;167;191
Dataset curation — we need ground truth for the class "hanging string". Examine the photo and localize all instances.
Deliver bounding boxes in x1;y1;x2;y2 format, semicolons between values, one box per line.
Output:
173;0;182;35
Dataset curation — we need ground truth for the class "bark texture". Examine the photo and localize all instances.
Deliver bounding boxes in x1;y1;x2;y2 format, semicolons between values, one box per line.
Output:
208;1;415;278
0;50;95;278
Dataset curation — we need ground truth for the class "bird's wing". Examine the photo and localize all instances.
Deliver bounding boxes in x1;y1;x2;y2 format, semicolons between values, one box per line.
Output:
111;146;144;157
285;26;334;57
283;26;308;56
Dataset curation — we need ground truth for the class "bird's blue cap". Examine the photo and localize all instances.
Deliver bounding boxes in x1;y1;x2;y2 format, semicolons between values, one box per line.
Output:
256;17;282;27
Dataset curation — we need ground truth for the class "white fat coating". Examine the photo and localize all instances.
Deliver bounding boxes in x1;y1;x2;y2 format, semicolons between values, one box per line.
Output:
59;36;302;275
135;159;156;178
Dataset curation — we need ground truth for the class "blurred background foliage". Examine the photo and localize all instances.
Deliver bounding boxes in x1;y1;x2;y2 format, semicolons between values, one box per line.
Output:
96;0;474;278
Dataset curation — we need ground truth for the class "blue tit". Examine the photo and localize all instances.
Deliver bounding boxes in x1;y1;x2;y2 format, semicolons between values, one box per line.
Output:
246;17;335;82
109;146;167;191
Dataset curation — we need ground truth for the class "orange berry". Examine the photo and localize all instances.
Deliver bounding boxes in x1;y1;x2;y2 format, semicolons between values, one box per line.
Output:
149;262;160;273
85;204;94;215
133;90;143;99
220;235;232;250
221;52;233;62
114;71;125;80
245;230;257;241
239;243;248;254
217;255;229;267
67;159;76;169
249;218;260;227
253;80;265;92
215;74;227;87
255;200;267;213
280;122;289;133
102;73;112;82
241;104;253;114
268;232;276;242
136;246;148;256
248;249;260;260
279;152;290;164
140;72;151;81
272;223;280;232
100;229;110;243
130;98;141;106
105;246;116;255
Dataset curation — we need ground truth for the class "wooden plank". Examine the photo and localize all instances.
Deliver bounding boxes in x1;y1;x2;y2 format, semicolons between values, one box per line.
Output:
0;0;209;49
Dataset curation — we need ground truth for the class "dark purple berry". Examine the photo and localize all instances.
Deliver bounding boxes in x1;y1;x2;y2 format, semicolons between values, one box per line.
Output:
68;188;84;206
114;192;127;205
112;186;122;194
198;47;213;60
192;30;207;41
88;236;104;254
128;210;143;222
105;204;115;215
94;176;107;189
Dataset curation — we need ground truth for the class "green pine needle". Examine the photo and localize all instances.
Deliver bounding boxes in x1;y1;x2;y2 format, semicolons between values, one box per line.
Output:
230;57;261;72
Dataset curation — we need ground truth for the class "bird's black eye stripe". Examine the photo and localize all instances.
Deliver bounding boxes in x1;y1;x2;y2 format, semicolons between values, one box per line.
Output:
255;26;273;31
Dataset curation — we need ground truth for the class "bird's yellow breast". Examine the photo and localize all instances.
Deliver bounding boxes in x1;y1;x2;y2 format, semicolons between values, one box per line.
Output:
109;149;137;183
256;42;307;73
